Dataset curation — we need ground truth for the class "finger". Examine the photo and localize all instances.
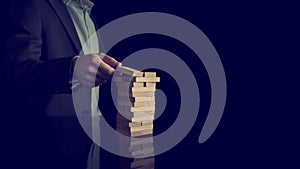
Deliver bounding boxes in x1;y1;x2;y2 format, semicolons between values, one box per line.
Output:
84;74;99;84
86;65;98;76
79;73;100;86
98;60;115;76
96;71;111;81
99;53;121;68
86;70;110;85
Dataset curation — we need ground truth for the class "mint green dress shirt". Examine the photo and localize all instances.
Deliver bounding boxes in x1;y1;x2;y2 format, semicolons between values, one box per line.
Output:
64;0;100;117
63;0;100;168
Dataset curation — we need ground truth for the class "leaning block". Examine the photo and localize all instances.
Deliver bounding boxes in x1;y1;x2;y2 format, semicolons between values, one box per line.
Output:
116;66;144;77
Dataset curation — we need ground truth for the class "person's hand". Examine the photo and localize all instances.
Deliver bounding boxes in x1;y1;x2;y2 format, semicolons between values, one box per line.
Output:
73;53;121;87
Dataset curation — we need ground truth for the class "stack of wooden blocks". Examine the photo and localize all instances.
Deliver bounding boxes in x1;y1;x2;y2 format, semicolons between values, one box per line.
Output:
114;66;159;169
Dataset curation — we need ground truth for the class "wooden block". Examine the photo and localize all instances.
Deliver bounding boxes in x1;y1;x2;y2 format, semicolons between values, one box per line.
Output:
132;111;154;118
142;120;153;124
131;115;154;122
113;76;134;82
118;86;156;93
133;82;145;87
116;66;143;77
133;97;155;102
118;96;155;104
144;72;156;77
131;92;155;97
131;147;154;157
133;151;155;159
131;87;156;92
131;157;155;168
130;137;153;146
135;77;160;83
145;111;155;115
133;101;155;107
129;122;142;127
146;83;156;87
130;125;153;132
131;129;153;137
130;106;155;112
131;128;153;135
132;112;148;118
119;101;155;108
118;91;155;97
142;122;153;126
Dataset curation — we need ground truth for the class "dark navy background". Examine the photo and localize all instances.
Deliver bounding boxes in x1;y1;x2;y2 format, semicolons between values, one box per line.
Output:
1;0;299;168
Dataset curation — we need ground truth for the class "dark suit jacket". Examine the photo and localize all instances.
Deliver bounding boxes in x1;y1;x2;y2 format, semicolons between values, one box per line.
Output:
5;0;94;168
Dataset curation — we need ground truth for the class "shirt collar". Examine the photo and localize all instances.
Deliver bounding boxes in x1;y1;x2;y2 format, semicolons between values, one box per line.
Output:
63;0;94;11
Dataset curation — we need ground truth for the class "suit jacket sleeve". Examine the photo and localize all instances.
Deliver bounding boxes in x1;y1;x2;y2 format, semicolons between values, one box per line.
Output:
6;0;74;93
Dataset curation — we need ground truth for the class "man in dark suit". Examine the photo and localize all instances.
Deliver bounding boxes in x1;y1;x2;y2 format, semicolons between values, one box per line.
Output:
5;0;120;168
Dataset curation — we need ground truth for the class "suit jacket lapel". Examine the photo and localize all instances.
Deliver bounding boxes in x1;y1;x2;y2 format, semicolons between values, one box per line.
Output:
47;0;81;53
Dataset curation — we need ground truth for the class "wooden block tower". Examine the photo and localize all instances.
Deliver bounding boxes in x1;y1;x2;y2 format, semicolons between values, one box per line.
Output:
114;66;159;168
